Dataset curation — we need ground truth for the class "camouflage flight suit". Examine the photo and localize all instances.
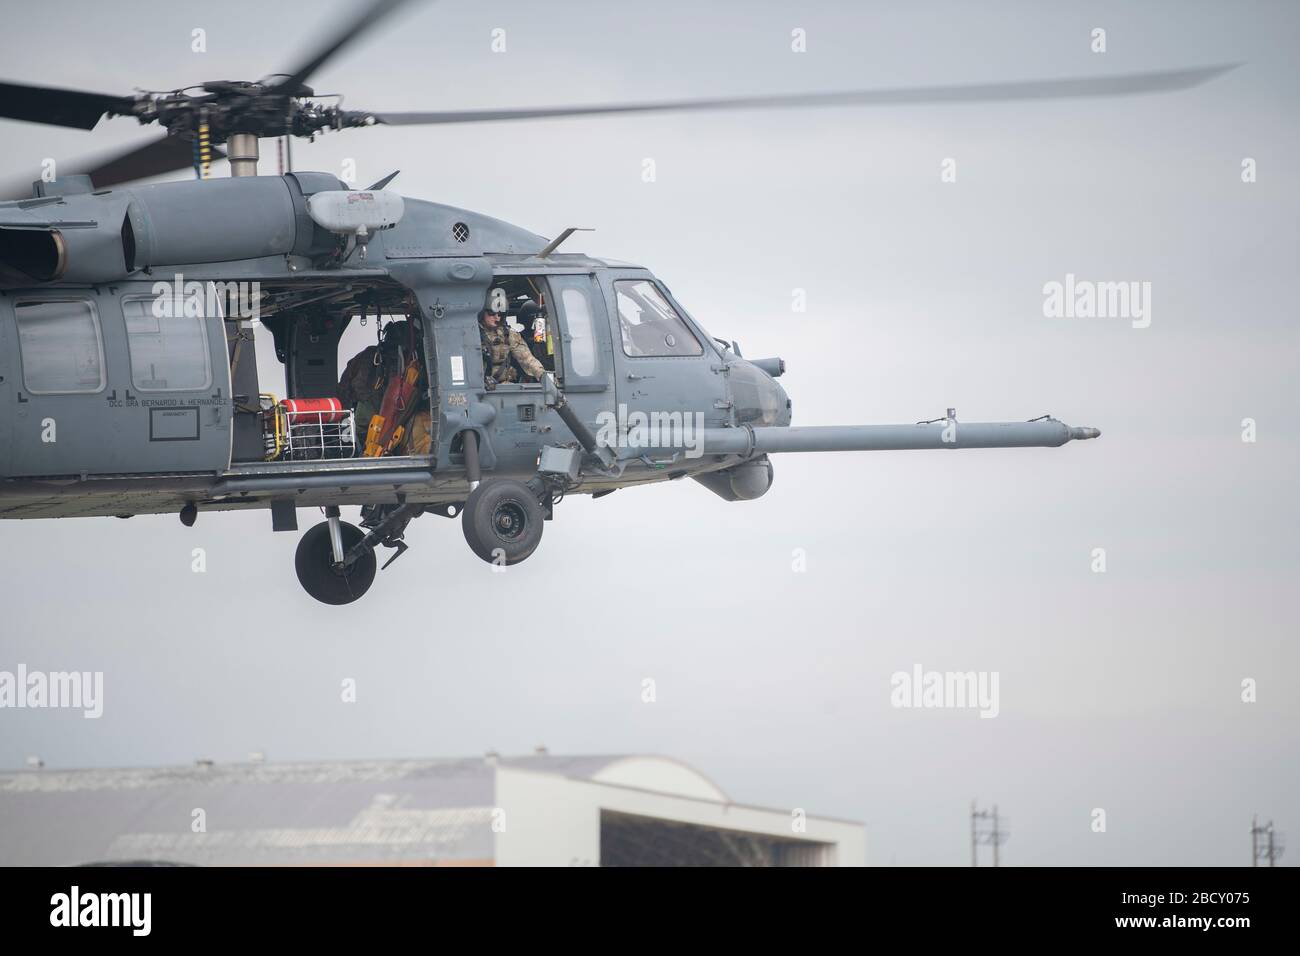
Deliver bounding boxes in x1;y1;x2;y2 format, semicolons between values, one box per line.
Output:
480;321;545;386
339;342;430;454
405;409;433;455
338;345;385;440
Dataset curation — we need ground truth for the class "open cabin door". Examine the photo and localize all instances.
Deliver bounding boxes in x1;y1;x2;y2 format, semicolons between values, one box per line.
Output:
546;273;614;462
0;282;233;479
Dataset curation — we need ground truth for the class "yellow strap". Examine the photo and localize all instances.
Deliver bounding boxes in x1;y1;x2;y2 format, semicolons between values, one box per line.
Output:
363;414;386;458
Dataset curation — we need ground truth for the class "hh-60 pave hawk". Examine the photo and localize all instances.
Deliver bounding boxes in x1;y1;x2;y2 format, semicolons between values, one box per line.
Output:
0;0;1229;603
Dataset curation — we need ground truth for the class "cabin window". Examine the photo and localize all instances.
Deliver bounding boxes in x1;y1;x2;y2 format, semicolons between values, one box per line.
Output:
15;299;106;394
122;297;214;392
534;273;607;391
561;287;597;377
614;279;703;357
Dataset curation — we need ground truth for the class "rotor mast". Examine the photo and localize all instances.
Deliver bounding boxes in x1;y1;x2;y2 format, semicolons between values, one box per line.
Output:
227;132;260;177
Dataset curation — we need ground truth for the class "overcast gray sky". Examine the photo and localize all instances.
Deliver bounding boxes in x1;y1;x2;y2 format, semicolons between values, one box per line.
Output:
1;0;1296;865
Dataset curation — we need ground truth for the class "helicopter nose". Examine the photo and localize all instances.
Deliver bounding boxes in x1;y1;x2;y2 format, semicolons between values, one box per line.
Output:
721;359;783;426
774;380;792;426
730;360;791;426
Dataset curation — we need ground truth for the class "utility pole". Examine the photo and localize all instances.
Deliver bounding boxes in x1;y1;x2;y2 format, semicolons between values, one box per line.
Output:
971;801;1009;866
1251;816;1285;867
993;805;1001;867
971;801;977;867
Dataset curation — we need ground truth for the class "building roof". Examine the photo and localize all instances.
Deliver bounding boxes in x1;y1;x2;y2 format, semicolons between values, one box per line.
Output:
0;754;736;866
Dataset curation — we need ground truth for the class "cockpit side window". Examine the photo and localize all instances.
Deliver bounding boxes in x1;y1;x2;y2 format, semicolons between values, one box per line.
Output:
614;279;703;358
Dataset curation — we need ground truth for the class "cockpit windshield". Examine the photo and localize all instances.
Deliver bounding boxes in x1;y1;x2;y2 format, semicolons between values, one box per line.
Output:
614;279;703;357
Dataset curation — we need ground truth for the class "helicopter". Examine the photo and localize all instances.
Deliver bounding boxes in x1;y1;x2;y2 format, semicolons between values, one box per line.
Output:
0;0;1231;604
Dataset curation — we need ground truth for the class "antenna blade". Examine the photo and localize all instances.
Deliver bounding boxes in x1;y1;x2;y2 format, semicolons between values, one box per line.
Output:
366;170;400;190
537;227;593;259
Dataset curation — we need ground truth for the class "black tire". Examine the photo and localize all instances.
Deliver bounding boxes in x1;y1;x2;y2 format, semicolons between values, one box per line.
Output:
295;520;377;605
462;479;545;565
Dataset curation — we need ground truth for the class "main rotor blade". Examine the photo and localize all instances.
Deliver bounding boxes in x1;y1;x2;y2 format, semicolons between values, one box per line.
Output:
369;64;1237;127
2;135;225;199
270;0;419;94
0;80;135;130
82;135;225;189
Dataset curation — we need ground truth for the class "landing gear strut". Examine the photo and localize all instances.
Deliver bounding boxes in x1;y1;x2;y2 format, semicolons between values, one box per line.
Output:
358;502;424;569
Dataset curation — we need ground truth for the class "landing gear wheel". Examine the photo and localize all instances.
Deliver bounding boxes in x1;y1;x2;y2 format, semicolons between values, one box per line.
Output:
462;479;545;566
295;520;377;605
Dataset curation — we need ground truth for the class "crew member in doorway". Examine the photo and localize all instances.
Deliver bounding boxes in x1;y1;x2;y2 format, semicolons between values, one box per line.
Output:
338;340;384;445
480;290;545;387
339;319;429;456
